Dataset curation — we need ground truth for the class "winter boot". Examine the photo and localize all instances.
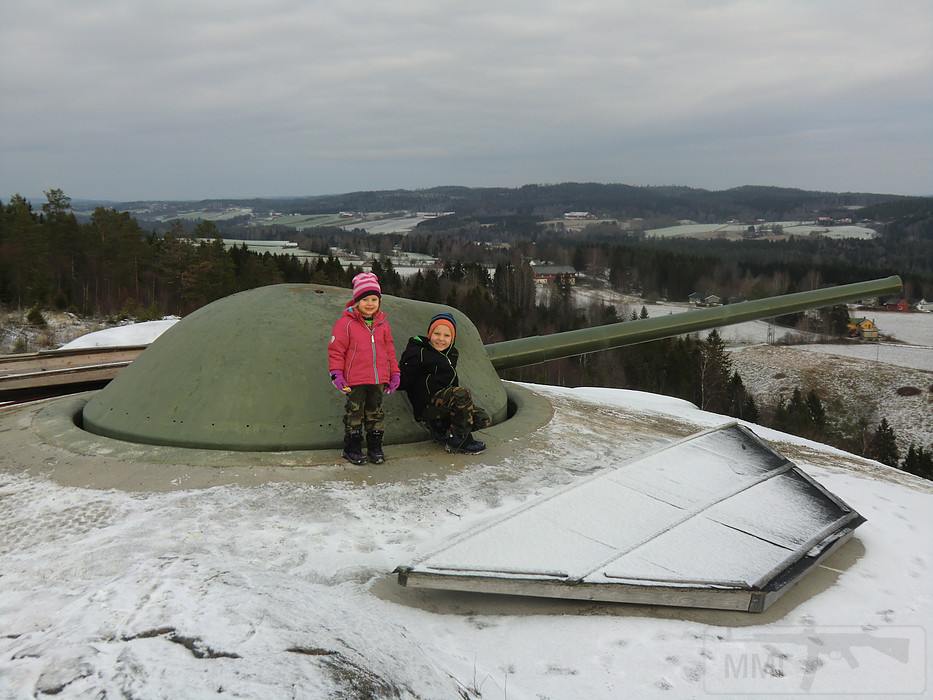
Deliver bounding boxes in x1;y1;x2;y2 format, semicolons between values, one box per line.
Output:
342;430;366;465
426;419;449;443
444;432;486;455
366;430;385;464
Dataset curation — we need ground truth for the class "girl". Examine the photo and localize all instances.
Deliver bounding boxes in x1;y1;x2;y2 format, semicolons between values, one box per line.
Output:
328;272;400;464
399;312;490;454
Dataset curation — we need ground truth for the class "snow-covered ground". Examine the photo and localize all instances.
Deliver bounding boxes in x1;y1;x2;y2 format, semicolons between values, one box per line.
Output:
796;343;933;372
59;319;180;349
861;310;933;346
341;215;435;235
644;223;878;241
731;345;933;454
0;385;930;698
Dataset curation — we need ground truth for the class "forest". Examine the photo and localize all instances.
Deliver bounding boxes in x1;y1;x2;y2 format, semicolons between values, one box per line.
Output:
1;189;930;479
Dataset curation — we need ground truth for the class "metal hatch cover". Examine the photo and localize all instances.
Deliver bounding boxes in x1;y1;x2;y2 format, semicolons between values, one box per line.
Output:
396;423;864;612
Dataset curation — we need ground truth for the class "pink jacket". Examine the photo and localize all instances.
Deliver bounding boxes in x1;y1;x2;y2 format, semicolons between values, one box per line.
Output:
328;305;400;387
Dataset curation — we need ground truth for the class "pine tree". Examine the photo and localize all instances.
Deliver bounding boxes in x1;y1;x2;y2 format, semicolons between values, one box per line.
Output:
698;329;732;412
901;444;918;473
918;447;933;480
866;418;900;467
639;305;649;319
901;444;933;481
806;390;826;428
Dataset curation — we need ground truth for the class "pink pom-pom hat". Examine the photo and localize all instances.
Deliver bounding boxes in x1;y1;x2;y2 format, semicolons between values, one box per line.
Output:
351;272;382;304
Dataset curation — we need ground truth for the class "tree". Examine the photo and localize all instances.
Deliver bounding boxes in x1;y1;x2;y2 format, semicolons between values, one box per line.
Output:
42;188;72;217
805;390;826;430
727;371;758;422
572;246;587;272
866;418;899;467
697;330;732;412
821;304;850;336
901;444;933;481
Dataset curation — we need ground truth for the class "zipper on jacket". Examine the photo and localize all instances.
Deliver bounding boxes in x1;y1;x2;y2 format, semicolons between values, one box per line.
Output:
370;328;379;384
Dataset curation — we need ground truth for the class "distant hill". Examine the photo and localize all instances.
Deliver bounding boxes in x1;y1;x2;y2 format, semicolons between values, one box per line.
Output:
104;183;910;223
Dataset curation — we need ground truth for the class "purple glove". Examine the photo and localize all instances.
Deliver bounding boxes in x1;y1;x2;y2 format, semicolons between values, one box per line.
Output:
331;371;350;393
385;372;401;394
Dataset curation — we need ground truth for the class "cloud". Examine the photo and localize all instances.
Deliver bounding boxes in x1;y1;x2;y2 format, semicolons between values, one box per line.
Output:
1;0;930;199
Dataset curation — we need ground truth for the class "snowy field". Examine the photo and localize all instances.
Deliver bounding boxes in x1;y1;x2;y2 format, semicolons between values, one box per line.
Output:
797;343;933;372
865;310;933;346
731;345;933;454
782;225;877;240
645;223;877;241
1;385;931;698
341;215;434;235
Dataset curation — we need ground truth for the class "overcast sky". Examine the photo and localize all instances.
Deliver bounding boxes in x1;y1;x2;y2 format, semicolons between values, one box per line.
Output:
1;0;931;201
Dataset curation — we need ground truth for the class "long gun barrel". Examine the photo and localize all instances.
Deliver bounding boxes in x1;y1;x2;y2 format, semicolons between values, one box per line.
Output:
484;275;902;370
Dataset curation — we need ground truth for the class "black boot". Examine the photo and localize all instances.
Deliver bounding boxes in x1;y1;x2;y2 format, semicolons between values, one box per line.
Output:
366;430;385;464
445;432;486;455
426;419;449;443
342;430;366;465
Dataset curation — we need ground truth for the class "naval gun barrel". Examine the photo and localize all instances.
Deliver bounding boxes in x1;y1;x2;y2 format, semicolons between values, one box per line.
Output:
484;275;902;370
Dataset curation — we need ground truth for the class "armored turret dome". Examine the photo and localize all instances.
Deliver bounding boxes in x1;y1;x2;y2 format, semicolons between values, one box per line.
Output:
81;284;508;450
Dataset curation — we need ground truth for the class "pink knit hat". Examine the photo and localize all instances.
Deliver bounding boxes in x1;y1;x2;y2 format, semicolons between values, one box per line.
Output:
351;272;382;303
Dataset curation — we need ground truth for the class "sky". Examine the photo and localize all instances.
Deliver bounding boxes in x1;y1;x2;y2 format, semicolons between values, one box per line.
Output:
1;0;931;201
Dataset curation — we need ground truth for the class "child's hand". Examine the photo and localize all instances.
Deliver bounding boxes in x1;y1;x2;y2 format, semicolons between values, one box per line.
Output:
331;371;351;393
385;372;401;394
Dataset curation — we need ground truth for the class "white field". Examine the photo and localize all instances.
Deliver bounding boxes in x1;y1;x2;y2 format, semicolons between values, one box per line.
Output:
646;222;877;240
341;215;435;234
251;214;349;229
156;208;253;222
860;310;933;345
783;225;877;240
796;343;933;372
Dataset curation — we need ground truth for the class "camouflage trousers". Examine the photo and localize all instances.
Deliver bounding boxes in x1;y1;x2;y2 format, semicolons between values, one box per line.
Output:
344;384;385;433
425;386;491;436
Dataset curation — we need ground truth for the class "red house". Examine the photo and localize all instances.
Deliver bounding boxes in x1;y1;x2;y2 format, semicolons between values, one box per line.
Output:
884;298;911;312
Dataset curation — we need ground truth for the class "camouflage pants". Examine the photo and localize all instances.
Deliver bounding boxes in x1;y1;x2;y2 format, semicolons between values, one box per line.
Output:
425;386;491;436
344;384;385;433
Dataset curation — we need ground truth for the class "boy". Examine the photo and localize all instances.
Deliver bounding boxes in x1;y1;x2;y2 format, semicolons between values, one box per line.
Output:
399;312;490;454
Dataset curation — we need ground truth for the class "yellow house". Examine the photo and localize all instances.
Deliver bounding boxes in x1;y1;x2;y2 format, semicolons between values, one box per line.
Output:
847;317;879;340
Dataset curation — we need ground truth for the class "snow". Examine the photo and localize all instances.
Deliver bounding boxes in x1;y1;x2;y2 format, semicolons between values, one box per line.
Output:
730;344;933;454
860;310;933;346
1;384;931;698
58;319;179;349
796;342;933;372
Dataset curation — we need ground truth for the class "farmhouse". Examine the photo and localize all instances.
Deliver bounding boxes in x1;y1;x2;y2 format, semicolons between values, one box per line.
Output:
847;317;879;340
531;265;577;285
884;298;911;312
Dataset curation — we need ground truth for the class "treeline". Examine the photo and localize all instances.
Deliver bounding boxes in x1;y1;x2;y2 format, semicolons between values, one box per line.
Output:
113;183;912;224
0;192;325;316
398;217;933;300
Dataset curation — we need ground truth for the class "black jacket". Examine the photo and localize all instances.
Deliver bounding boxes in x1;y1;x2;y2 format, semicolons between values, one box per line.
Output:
399;335;459;420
